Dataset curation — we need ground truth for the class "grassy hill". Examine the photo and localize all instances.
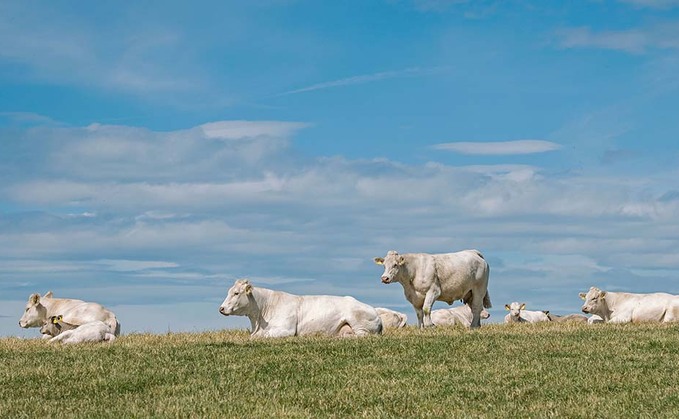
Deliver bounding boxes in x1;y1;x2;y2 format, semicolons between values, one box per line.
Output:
2;323;679;417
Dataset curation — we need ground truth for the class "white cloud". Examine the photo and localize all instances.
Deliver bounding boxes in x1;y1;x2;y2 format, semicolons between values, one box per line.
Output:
200;120;309;140
432;140;561;155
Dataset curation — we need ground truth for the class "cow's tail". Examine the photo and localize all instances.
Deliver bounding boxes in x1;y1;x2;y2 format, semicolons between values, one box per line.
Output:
483;290;492;309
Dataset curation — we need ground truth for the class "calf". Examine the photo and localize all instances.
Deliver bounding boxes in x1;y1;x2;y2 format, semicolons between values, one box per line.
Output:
543;312;588;323
504;302;549;323
431;305;490;328
49;321;116;344
40;315;78;337
375;307;408;329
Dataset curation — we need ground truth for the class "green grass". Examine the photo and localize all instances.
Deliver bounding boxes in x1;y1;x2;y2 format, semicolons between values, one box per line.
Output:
2;323;679;418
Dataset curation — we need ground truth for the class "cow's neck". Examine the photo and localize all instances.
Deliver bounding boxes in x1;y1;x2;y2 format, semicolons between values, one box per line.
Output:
598;293;616;321
247;288;274;333
396;254;418;284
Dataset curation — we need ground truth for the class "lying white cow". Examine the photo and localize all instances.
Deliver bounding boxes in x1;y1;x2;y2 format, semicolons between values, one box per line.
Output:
375;307;408;329
219;279;383;338
431;305;490;328
49;321;116;344
504;302;549;323
19;291;120;337
580;287;679;323
374;250;491;328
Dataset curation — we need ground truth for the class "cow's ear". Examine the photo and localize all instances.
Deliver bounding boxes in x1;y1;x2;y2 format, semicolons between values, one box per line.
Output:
373;257;384;265
600;291;606;300
397;256;406;266
29;293;41;305
244;284;252;295
43;291;53;298
504;304;510;311
520;303;526;310
543;310;550;315
51;316;59;324
579;292;587;301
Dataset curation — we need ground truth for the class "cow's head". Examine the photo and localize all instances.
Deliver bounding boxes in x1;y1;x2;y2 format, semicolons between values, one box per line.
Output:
504;302;525;319
373;251;405;284
219;279;253;316
40;315;64;336
18;292;51;328
579;287;606;315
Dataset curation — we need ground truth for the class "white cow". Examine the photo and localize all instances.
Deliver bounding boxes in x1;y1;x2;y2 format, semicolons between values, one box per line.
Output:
374;250;491;328
431;306;490;328
48;321;116;344
375;307;408;329
579;286;679;323
504;302;550;323
19;291;120;337
219;279;383;338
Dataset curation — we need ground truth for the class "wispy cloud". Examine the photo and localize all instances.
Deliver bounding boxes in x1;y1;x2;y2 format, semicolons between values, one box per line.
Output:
555;23;679;53
432;140;562;155
618;0;679;9
200;121;310;140
277;66;450;96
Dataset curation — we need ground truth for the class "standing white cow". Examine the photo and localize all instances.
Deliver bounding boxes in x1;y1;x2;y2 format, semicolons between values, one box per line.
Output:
375;307;408;329
579;287;679;323
431;305;490;327
504;302;550;323
19;292;120;337
219;279;383;338
48;321;116;344
374;250;491;328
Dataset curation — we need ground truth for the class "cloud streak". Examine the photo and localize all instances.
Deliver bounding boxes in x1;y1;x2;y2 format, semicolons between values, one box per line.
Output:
278;66;451;96
555;24;679;53
432;140;562;155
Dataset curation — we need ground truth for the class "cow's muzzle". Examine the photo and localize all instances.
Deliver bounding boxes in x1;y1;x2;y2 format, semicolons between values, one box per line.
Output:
219;307;229;316
581;307;589;313
381;276;391;284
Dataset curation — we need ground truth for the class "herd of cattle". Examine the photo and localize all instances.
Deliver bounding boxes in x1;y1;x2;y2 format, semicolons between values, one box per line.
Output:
17;249;679;342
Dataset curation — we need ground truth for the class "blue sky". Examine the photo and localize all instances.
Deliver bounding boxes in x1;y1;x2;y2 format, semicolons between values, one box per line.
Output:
1;0;679;336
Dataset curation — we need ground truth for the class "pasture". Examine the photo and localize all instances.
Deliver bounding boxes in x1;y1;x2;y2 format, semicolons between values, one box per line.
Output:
2;323;679;417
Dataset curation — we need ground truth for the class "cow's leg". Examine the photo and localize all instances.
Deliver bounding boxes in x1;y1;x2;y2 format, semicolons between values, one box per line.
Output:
414;307;424;328
338;323;356;337
470;290;485;328
422;286;441;327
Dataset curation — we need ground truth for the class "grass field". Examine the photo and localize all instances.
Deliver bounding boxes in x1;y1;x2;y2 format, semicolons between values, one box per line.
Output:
2;323;679;418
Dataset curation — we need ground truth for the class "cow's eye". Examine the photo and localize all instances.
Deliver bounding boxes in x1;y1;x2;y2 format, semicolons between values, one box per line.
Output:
234;292;240;296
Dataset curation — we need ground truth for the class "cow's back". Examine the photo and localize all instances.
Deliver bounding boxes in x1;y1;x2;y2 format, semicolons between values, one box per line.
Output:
430;250;489;303
612;292;679;322
296;295;381;335
46;298;119;334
